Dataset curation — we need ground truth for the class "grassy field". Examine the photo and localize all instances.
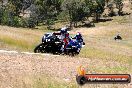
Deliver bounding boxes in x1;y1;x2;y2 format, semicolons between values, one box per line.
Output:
0;26;54;51
0;16;132;88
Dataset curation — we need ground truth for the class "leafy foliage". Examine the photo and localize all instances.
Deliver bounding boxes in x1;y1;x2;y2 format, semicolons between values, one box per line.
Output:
0;0;124;28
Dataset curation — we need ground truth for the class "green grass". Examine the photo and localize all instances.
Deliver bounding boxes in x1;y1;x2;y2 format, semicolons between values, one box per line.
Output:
0;36;39;52
86;65;130;74
0;35;34;50
79;46;132;64
0;26;49;51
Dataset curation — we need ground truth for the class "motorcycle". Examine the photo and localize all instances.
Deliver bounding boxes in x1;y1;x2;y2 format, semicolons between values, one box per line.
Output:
34;33;63;54
34;32;85;56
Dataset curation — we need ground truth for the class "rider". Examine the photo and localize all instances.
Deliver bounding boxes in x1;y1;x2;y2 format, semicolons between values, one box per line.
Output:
60;26;69;40
66;38;81;53
59;26;70;52
73;32;83;43
73;32;84;48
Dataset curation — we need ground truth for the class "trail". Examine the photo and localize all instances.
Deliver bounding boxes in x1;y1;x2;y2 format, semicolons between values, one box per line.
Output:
0;49;59;56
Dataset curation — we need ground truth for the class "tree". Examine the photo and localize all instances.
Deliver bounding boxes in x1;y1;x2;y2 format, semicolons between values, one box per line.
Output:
85;0;106;22
0;0;123;28
114;0;123;16
34;0;62;25
61;0;91;27
8;0;32;16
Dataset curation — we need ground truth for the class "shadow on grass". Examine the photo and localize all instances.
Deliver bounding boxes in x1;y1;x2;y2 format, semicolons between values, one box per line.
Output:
118;12;131;16
93;18;113;23
76;18;113;28
109;12;131;17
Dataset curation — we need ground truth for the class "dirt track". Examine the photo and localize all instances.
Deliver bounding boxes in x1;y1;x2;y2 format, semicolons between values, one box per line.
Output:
0;50;132;88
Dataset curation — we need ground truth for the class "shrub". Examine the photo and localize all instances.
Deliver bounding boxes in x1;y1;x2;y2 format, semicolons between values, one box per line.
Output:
1;10;9;25
12;16;21;27
0;8;3;24
18;18;26;28
26;17;36;28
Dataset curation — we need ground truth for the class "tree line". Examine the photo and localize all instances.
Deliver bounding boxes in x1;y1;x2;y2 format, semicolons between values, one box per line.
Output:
0;0;124;28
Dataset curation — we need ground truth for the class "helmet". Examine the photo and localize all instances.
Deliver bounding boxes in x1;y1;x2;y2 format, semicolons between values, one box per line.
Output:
60;27;67;34
76;32;82;36
76;32;82;39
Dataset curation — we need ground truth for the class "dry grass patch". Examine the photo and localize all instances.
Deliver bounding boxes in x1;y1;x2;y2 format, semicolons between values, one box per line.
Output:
0;25;52;51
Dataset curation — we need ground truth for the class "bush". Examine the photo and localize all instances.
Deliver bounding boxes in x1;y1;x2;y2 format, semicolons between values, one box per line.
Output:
13;17;36;28
0;8;36;28
45;19;55;30
0;10;20;27
57;11;69;21
18;18;27;28
0;8;3;24
1;10;9;25
46;19;55;25
26;17;36;28
12;16;21;27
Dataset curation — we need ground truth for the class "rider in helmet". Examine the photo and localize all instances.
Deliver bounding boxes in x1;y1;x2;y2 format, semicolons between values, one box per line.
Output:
74;32;83;43
66;37;81;53
73;32;84;48
60;26;69;39
60;26;70;52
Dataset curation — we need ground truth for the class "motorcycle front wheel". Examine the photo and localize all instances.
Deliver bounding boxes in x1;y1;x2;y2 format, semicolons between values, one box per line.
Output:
34;43;45;53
